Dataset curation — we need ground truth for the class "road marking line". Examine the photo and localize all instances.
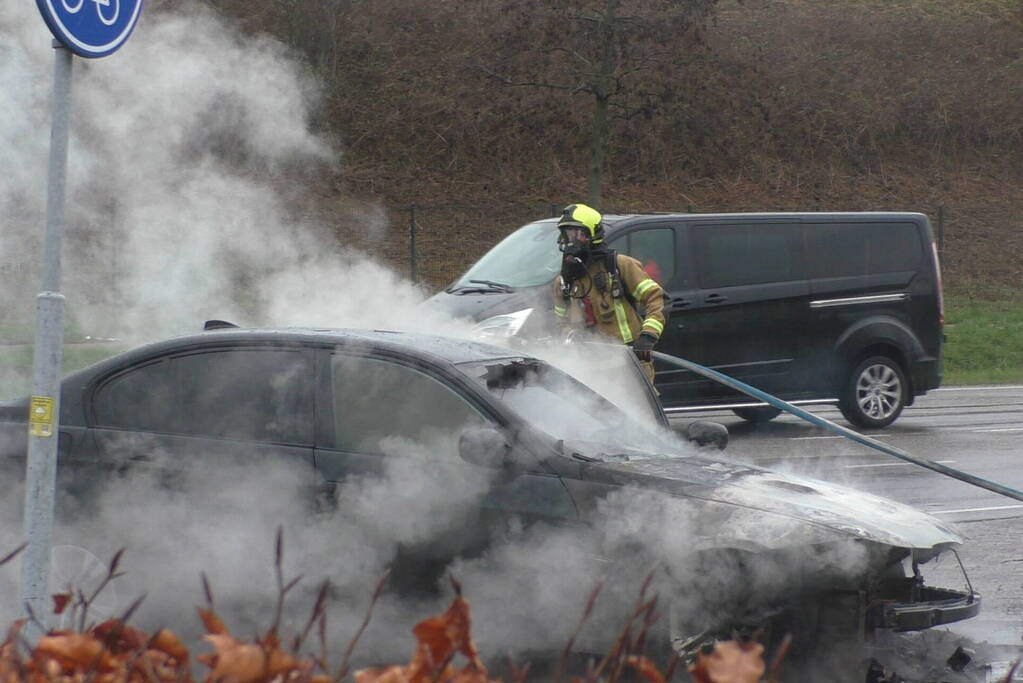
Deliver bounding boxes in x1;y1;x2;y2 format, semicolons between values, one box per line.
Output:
842;460;956;469
791;425;1023;440
931;504;1023;515
935;385;1023;391
790;433;924;440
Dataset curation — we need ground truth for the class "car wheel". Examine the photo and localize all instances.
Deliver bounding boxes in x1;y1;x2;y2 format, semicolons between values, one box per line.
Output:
732;406;782;424
839;356;907;428
48;545;121;629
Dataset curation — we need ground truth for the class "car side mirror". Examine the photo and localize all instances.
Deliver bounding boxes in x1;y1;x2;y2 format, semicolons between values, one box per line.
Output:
458;427;514;470
685;421;729;450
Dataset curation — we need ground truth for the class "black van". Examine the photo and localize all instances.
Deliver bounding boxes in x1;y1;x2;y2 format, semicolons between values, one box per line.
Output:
426;212;945;428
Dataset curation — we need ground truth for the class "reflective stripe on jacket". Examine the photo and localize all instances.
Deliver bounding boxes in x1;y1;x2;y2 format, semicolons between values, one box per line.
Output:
552;253;666;344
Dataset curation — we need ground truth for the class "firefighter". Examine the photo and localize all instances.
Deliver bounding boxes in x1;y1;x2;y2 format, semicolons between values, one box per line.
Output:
552;203;666;384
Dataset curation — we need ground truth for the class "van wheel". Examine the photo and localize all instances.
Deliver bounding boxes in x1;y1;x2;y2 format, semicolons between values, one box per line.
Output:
839;356;907;428
732;406;782;423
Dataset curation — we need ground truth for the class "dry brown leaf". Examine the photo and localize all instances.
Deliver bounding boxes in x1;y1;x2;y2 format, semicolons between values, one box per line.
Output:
688;641;765;683
52;594;72;616
203;634;266;683
354;666;412;683
91;620;148;654
265;648;304;677
197;609;229;636
34;634;107;671
354;594;500;683
407;595;484;676
151;629;190;662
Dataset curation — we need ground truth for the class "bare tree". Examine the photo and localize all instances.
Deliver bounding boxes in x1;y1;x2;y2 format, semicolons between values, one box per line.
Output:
479;0;718;207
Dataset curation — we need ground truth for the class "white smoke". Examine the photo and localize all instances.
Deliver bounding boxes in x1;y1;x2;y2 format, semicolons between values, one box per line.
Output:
0;0;466;343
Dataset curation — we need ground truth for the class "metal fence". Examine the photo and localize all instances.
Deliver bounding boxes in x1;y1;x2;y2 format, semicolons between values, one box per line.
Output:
371;203;1021;296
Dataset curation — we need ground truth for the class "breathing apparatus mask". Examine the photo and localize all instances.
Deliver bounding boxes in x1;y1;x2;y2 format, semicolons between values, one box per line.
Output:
558;226;591;284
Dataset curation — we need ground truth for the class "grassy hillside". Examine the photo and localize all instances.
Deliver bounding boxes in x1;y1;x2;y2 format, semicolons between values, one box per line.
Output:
188;0;1023;294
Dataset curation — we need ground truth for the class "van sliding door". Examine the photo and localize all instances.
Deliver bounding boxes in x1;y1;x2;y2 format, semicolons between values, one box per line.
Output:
683;221;809;402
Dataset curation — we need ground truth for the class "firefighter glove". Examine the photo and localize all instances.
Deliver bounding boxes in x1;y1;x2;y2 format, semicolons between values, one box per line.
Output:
632;332;657;362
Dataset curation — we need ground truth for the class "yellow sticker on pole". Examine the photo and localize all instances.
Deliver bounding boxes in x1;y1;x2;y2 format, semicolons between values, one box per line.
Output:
29;396;55;438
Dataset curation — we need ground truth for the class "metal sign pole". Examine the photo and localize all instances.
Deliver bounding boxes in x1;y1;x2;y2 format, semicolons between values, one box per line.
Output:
21;40;73;634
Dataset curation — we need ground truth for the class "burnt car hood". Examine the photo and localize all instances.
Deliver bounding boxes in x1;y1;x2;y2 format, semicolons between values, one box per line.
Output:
581;454;963;554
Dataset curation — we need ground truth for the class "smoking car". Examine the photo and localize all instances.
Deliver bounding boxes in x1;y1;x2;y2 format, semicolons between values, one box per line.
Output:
0;325;977;668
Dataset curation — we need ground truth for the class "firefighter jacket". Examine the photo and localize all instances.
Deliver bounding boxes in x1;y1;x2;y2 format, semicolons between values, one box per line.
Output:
552;252;666;346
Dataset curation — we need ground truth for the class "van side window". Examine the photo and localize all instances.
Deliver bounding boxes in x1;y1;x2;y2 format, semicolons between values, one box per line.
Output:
611;228;680;287
807;222;922;278
693;224;802;288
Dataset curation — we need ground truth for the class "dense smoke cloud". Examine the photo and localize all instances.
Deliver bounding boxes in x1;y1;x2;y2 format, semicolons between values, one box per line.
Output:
0;0;461;341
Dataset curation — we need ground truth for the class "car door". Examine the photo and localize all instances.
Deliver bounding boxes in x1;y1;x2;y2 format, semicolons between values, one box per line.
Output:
605;222;702;403
312;348;577;585
87;345;317;500
681;220;809;400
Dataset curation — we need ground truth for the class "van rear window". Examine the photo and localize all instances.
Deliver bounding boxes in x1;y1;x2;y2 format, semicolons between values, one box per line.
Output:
807;222;922;278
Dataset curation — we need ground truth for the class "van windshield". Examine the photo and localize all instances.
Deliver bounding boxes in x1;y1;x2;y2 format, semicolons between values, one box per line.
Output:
448;220;561;291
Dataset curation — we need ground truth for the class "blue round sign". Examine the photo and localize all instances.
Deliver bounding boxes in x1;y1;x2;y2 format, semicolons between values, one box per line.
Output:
36;0;143;58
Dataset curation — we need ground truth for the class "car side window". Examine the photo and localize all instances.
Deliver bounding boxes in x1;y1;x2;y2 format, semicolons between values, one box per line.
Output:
692;223;802;288
331;354;486;458
807;222;922;278
609;227;681;288
94;349;314;445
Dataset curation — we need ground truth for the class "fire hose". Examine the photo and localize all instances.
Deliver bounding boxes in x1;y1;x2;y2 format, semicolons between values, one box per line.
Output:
652;351;1023;504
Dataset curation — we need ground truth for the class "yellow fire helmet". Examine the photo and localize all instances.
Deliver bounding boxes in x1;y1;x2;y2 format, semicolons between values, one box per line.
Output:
558;203;605;244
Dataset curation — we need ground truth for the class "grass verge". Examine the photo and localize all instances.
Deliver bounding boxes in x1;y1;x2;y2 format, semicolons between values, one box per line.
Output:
944;296;1023;385
0;343;127;401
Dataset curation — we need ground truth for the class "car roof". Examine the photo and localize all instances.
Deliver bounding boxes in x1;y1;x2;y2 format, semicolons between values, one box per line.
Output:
110;327;524;367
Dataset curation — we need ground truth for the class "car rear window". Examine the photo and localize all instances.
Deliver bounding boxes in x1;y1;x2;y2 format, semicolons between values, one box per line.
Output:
93;348;314;445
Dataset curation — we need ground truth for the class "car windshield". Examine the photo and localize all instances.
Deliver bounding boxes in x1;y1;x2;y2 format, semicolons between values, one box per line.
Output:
448;220;562;290
455;357;678;460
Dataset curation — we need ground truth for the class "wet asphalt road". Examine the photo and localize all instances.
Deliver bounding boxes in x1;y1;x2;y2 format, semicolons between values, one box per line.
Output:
672;384;1023;650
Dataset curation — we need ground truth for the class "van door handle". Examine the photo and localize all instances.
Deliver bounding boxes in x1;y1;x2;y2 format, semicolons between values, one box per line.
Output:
668;297;691;311
704;293;728;304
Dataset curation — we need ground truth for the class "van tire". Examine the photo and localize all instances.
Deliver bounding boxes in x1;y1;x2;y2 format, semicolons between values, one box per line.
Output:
732;406;782;423
839;356;907;428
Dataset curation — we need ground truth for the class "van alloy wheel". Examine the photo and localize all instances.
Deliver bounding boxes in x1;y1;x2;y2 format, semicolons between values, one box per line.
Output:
839;356;907;428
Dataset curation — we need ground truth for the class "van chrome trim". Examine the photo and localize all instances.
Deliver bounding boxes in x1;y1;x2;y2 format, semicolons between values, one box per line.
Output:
810;293;908;309
664;398;837;414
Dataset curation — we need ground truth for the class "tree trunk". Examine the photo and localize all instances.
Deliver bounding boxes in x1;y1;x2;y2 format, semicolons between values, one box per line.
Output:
587;0;619;209
588;92;610;208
